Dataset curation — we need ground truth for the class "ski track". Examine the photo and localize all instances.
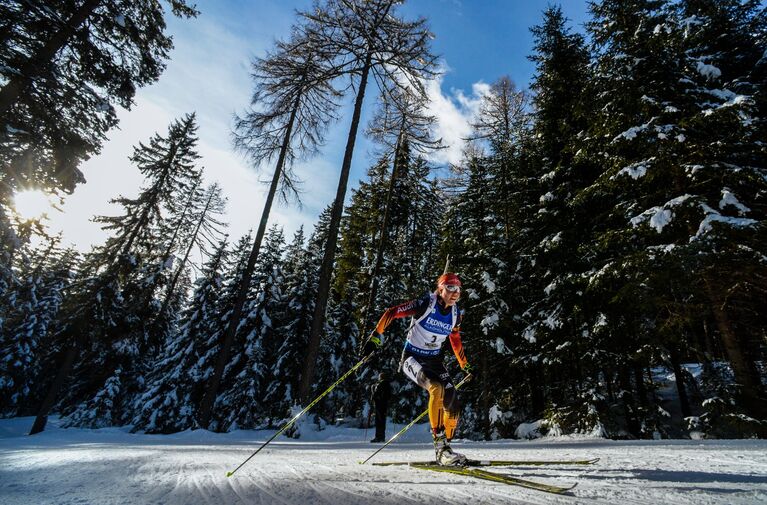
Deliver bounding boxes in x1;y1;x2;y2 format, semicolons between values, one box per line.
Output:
1;419;766;505
296;460;399;505
286;460;351;505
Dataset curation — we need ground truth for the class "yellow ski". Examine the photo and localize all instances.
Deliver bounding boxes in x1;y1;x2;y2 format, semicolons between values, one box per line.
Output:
410;464;577;494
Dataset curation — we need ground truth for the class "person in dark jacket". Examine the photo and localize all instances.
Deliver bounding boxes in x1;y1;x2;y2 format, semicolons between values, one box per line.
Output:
370;371;391;442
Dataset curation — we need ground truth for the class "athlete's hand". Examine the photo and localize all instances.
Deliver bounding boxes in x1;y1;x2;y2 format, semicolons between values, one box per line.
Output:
363;332;383;356
462;362;474;375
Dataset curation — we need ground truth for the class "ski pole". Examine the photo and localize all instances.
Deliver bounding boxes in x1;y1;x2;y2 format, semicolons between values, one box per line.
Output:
359;373;473;465
226;352;374;477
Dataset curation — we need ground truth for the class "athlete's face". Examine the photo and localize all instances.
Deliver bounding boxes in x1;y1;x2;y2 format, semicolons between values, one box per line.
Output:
438;284;461;306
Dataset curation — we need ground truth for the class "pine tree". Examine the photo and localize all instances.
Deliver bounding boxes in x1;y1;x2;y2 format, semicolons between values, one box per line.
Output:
0;206;21;329
528;5;590;169
131;238;229;433
509;5;593;426
157;182;227;320
400;158;443;289
448;151;502;438
30;114;203;433
94;113;202;268
0;199;55;333
663;0;767;426
200;233;255;431
446;76;533;438
577;0;767;434
318;288;360;422
357;87;443;336
30;250;124;434
334;159;390;302
528;0;678;438
332;146;442;424
0;0;198;199
0;240;76;417
217;225;286;431
63;367;124;429
262;227;315;422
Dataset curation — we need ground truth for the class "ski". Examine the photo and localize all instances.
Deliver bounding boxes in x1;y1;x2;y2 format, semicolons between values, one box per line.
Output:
410;464;577;494
373;457;599;467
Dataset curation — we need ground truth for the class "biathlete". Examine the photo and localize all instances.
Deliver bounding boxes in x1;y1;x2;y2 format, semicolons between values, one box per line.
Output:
363;272;473;466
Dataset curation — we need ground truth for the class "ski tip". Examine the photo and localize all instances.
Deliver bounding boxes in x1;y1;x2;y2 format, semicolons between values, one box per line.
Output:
226;471;234;478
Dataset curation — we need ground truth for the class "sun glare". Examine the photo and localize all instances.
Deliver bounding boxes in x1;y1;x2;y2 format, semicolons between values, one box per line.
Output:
13;190;53;220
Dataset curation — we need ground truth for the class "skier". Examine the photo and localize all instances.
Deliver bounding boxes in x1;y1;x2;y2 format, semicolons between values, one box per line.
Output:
363;272;473;466
370;371;391;443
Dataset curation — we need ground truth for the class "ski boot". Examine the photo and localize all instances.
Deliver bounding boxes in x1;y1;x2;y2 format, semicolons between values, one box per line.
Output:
433;430;466;466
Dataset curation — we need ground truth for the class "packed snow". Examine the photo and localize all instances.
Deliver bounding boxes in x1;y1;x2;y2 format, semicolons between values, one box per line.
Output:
2;416;766;504
630;194;694;233
695;60;722;81
719;189;750;215
695;203;758;238
614;159;652;180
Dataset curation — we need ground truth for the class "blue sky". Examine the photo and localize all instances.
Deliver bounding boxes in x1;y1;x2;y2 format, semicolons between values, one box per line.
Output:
404;0;590;90
27;0;591;252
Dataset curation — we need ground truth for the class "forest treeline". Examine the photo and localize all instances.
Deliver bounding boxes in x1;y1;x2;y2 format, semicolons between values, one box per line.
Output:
1;0;765;440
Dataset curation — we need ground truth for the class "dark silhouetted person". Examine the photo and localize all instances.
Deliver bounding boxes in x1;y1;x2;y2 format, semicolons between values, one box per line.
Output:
370;372;391;442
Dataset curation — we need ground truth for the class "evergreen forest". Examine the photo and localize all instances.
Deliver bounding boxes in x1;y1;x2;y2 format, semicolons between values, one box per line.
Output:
1;0;765;441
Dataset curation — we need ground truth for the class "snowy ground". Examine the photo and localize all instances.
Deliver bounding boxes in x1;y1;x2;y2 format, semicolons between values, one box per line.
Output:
2;417;766;505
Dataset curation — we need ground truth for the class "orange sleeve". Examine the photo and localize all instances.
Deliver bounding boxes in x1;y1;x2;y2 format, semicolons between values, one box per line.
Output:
448;311;467;368
374;307;398;334
374;298;420;334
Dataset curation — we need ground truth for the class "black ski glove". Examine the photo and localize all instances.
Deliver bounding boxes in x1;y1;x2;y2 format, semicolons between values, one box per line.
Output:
363;332;383;356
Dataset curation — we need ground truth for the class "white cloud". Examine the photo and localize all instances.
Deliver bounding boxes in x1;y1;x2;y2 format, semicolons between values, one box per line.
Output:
424;71;489;165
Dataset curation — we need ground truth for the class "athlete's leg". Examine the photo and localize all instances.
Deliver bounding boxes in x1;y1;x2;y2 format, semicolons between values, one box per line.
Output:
403;356;465;465
427;382;445;435
441;382;461;440
402;356;458;436
402;356;443;433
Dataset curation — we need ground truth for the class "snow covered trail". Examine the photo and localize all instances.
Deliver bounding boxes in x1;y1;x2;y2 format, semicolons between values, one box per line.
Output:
1;417;766;505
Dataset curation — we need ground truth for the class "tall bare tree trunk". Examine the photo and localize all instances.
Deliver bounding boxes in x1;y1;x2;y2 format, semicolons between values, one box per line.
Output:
360;131;404;335
704;279;767;420
480;351;490;440
29;329;86;434
618;366;640;438
670;348;691;418
197;93;301;429
158;186;215;318
298;52;372;404
531;362;545;416
0;0;102;116
161;177;201;260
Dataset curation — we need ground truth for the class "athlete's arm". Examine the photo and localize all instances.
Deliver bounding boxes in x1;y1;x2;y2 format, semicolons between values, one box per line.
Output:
448;310;468;368
374;293;429;334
